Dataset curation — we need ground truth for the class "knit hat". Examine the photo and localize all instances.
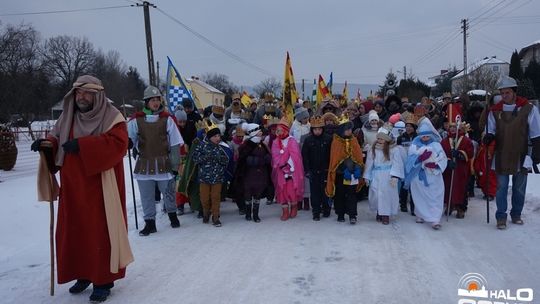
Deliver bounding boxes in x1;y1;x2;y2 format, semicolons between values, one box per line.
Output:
388;113;402;125
322;112;338;125
391;121;405;138
376;124;393;142
368;110;379;122
175;109;187;121
242;123;261;138
294;107;310;121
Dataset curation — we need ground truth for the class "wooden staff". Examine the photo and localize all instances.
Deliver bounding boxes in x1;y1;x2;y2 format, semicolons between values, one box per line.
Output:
39;141;56;296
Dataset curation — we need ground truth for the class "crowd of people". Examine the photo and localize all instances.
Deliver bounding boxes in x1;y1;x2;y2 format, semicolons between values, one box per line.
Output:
30;74;540;302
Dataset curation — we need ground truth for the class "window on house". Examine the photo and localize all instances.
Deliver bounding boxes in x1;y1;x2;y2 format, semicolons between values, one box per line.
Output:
492;65;499;72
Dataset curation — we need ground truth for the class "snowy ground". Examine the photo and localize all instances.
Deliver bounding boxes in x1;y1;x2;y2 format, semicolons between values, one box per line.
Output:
1;139;540;304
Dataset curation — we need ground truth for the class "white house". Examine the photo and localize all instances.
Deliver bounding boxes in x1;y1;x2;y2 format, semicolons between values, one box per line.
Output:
519;40;540;70
451;56;509;93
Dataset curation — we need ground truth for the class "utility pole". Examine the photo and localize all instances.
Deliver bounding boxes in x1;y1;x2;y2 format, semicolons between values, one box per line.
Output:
301;78;305;100
156;61;160;89
137;1;157;86
462;18;468;91
403;66;407;80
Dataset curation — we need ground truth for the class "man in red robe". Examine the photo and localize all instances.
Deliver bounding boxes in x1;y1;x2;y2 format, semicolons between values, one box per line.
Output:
32;75;133;302
441;104;474;219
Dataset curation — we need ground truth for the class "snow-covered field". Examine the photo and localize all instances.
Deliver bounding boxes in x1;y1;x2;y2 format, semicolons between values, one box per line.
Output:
1;139;540;304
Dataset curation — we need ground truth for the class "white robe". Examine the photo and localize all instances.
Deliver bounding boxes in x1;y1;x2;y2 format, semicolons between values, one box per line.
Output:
407;142;448;223
363;146;404;216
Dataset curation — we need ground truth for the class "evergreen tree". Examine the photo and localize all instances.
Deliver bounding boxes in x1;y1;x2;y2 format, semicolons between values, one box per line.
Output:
377;72;398;97
524;60;540;99
509;50;524;80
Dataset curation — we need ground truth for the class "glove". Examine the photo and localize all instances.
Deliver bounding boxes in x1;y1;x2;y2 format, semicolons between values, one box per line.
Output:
447;160;456;170
532;137;540;164
31;139;47;152
171;170;179;176
417;150;432;162
483;133;495;145
390;177;398;188
305;172;311;179
425;162;438;169
128;138;134;149
452;149;466;161
62;139;79;153
132;147;139;160
327;198;334;207
364;179;370;187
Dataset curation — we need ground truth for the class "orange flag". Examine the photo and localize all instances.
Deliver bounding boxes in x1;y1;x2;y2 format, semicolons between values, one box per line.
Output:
316;74;331;106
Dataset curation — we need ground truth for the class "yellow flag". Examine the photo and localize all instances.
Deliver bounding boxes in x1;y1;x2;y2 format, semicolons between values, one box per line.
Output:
342;81;348;101
241;91;252;108
282;52;298;123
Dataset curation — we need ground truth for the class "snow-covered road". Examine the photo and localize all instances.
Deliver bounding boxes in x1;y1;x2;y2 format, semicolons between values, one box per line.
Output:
1;140;540;304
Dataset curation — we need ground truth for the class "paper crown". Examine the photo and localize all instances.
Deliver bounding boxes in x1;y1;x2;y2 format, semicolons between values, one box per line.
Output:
337;113;350;125
321;112;338;124
262;114;280;126
405;114;419;126
264;92;274;102
309;115;325;128
278;115;291;128
232;93;241;100
212;105;225;115
202;118;220;133
414;104;427;117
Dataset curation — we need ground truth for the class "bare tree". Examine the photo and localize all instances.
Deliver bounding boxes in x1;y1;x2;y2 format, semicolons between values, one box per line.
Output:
453;66;499;94
254;77;282;99
200;72;238;94
41;35;95;90
0;23;41;75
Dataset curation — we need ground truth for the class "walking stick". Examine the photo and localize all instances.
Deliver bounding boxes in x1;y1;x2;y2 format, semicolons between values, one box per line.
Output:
40;141;56;296
446;115;461;222
484;98;491;224
122;99;139;229
127;148;139;229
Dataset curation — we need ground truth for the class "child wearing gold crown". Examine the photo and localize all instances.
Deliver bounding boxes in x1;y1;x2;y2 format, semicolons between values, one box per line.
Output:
363;124;404;225
271;116;305;221
326;114;364;224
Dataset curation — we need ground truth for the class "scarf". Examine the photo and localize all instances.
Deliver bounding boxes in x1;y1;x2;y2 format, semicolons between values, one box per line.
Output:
51;75;121;166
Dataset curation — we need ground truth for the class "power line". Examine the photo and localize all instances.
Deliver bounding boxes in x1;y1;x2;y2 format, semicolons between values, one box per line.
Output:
0;5;132;17
155;7;276;78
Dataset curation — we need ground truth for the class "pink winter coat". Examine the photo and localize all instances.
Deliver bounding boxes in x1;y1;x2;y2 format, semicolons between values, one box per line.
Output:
271;136;305;201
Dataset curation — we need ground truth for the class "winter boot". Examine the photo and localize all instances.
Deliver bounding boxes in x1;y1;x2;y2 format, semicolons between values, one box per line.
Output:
313;213;321;221
497;218;507;230
69;279;91;294
376;213;382;222
212;216;222;227
202;213;210;224
280;204;290;221
168;212;180;228
456;209;465;219
381;216;390;225
511;216;524;225
410;200;416;216
253;202;261;223
290;202;298;218
245;203;252;221
337;214;345;222
350;216;357;225
303;198;310;211
139;219;157;236
177;204;185;215
89;282;114;303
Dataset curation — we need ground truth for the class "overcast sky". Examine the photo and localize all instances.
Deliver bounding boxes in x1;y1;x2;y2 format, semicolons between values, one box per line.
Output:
1;0;539;86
